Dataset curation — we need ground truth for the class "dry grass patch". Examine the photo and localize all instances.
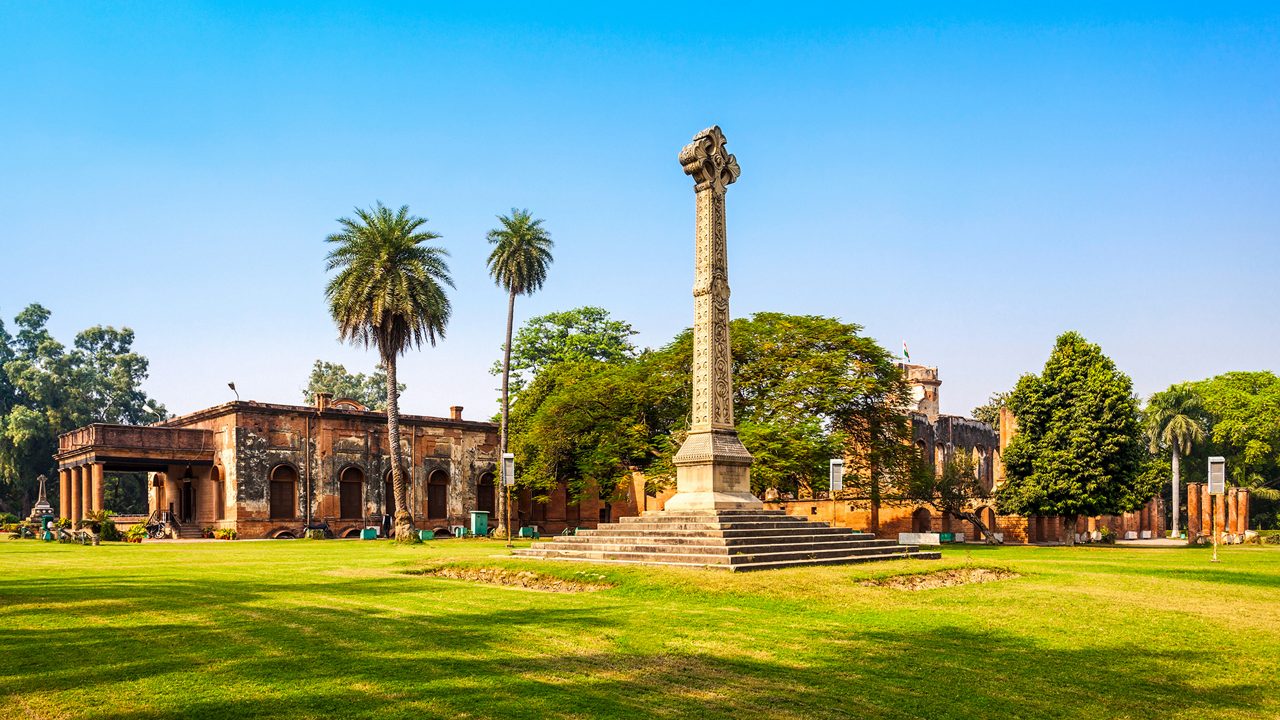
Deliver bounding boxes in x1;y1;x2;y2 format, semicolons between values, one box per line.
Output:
862;566;1018;590
409;565;614;592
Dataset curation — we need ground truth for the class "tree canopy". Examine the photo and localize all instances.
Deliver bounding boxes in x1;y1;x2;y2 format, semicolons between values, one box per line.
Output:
491;306;637;395
302;360;404;411
507;311;909;503
996;331;1153;533
0;304;166;514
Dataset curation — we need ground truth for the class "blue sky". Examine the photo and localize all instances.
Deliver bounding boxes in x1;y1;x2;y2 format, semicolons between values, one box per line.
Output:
1;3;1277;420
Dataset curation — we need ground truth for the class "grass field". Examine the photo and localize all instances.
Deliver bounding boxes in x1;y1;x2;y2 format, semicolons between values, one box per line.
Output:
2;539;1277;720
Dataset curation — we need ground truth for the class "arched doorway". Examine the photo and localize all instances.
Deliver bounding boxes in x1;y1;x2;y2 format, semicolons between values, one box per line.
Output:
211;465;225;521
477;472;495;515
269;465;297;520
180;479;196;523
427;469;448;520
973;506;996;538
382;470;396;517
340;466;364;519
911;507;932;533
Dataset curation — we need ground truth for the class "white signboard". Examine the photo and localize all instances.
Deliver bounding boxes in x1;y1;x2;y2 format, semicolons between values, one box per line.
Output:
502;453;516;487
1208;456;1226;495
829;459;844;493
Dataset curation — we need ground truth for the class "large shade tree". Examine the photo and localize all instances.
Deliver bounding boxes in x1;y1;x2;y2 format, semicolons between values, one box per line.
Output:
997;331;1154;544
1144;384;1206;537
485;208;554;538
326;203;452;541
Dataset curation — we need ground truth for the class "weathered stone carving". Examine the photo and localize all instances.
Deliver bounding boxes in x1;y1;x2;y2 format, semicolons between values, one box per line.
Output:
667;126;759;511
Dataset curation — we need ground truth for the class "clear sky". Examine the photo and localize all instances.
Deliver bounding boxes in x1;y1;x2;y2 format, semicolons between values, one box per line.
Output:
1;2;1277;421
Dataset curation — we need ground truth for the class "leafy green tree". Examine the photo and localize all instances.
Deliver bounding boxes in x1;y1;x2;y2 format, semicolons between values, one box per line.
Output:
326;203;452;541
971;391;1010;429
0;304;166;515
1144;384;1206;537
493;306;636;394
485;209;554;536
302;360;403;411
996;331;1153;544
507;312;908;508
898;451;1001;544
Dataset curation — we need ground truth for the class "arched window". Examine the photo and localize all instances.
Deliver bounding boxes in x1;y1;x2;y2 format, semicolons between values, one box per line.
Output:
269;465;297;520
340;466;364;519
212;465;225;521
477;472;495;515
382;470;395;517
911;507;932;533
427;469;448;519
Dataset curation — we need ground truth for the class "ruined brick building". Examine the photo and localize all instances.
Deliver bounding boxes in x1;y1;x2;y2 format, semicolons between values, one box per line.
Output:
56;394;504;538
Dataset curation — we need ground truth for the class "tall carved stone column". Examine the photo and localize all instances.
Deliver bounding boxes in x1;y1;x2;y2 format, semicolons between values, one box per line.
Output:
1186;482;1201;539
70;467;83;522
666;126;759;512
80;467;92;517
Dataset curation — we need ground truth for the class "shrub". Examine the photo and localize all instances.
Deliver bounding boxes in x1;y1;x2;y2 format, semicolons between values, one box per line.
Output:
0;512;17;525
214;528;238;540
124;524;147;543
1098;526;1117;544
55;517;72;529
304;529;326;540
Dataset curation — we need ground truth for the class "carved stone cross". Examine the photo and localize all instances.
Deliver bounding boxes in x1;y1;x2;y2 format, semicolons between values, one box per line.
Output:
667;126;759;512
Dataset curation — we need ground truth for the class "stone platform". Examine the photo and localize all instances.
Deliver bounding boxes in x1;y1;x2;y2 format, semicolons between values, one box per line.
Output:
513;509;940;571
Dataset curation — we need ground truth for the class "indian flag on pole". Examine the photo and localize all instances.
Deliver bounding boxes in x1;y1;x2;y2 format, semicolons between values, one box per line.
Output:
902;341;910;362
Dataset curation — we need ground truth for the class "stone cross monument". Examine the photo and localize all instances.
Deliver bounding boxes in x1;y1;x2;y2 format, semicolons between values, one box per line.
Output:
665;126;761;511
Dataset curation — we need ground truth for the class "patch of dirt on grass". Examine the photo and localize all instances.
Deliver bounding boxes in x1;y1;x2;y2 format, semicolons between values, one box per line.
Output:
862;566;1018;590
411;566;613;593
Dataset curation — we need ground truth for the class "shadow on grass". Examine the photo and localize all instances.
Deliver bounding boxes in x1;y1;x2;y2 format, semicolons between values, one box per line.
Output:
0;571;1268;720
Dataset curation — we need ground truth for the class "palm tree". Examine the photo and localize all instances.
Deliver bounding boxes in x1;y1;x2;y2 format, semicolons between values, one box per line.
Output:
326;203;452;541
1145;385;1206;538
486;209;554;536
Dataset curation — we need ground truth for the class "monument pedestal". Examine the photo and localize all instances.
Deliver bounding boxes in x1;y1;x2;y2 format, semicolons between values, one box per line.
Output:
665;428;761;511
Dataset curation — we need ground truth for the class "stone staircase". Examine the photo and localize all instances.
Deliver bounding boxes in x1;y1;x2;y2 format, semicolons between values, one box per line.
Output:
173;522;205;540
513;509;940;571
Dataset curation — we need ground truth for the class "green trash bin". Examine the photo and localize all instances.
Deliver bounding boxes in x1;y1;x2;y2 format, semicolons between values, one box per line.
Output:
360;527;378;540
470;511;489;537
939;532;955;544
419;529;434;541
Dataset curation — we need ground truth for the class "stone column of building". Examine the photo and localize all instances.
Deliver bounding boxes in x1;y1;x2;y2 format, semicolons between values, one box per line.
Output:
70;467;82;522
59;469;71;520
1227;489;1239;537
1214;487;1227;541
80;466;92;518
1186;483;1201;539
667;126;758;512
91;463;105;514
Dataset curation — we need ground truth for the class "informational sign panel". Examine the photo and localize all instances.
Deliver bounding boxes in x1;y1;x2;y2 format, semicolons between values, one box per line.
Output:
829;459;844;493
1208;456;1226;495
502;453;516;487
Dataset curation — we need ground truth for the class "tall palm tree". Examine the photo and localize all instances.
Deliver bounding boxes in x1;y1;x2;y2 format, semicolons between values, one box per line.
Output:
486;209;554;536
1146;385;1206;538
326;203;452;541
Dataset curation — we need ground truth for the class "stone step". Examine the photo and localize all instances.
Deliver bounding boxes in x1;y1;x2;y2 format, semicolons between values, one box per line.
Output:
624;512;810;523
577;526;869;540
530;538;903;556
553;535;896;552
517;542;927;566
596;521;842;532
515;546;939;571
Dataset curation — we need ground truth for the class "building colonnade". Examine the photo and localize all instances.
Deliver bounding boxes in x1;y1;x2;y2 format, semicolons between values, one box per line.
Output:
57;463;105;523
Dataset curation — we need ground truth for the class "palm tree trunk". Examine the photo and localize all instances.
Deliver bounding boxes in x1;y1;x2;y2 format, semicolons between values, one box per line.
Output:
384;352;417;541
496;288;516;538
1171;446;1181;538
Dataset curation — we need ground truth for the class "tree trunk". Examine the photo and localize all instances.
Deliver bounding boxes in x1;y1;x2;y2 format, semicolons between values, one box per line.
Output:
494;288;516;540
1060;515;1078;546
1170;446;1181;539
384;353;418;542
949;508;1003;545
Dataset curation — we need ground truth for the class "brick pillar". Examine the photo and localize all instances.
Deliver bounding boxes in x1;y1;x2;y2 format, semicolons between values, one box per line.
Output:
91;463;105;514
1186;483;1201;538
1214;490;1227;542
70;467;82;522
81;467;92;517
1227;489;1238;537
1237;489;1250;534
59;469;71;519
1201;484;1212;537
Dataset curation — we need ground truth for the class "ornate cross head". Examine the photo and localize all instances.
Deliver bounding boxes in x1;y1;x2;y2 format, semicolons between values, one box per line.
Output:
680;125;740;192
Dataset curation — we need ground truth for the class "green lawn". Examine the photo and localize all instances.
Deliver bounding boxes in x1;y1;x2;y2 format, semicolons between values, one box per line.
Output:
2;539;1277;720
